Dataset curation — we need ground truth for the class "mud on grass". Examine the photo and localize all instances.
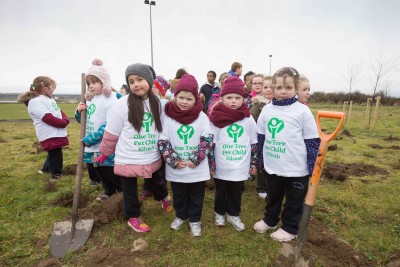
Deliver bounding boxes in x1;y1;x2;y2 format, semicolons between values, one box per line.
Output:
323;162;389;181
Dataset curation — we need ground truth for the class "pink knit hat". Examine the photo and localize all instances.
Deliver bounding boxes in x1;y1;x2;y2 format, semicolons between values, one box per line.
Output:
221;76;247;98
174;74;199;99
86;59;111;90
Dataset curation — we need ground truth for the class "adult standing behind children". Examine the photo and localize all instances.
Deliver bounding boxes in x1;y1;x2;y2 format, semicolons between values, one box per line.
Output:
98;63;172;233
253;67;320;242
75;59;122;201
228;62;243;78
199;70;220;112
158;74;214;237
209;76;257;231
18;76;69;180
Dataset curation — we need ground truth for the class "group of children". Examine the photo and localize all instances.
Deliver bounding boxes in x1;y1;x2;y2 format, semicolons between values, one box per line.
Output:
20;61;318;242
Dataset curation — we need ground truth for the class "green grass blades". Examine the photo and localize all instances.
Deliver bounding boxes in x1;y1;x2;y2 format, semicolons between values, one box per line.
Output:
0;103;399;266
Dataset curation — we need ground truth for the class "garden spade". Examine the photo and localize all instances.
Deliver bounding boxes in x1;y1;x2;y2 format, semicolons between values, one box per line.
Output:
295;111;345;261
50;73;94;258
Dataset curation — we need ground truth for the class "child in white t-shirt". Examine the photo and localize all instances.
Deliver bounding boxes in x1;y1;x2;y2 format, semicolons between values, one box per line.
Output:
75;59;121;201
18;76;69;180
209;76;257;231
98;63;172;233
297;75;311;106
158;74;213;237
253;67;320;242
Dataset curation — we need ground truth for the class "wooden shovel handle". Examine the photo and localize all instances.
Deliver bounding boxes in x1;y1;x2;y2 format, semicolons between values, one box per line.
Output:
305;111;345;206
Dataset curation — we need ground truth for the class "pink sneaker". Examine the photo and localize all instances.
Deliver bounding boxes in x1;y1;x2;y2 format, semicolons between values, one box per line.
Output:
161;197;173;212
127;218;150;233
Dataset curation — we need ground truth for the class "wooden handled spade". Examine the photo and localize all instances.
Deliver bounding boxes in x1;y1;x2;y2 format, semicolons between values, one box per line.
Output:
295;111;345;261
49;73;94;258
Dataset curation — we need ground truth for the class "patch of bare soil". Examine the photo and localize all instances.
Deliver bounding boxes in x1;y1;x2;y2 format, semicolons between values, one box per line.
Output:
51;192;90;209
340;129;354;138
368;144;400;150
43;180;58;192
62;164;87;176
79;193;124;227
387;251;400;267
383;135;400;142
275;217;372;267
323;162;389;181
328;144;338;151
35;258;61;267
71;247;151;267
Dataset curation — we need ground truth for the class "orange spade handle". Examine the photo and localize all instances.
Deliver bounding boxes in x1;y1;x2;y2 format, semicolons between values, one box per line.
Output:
304;111;345;206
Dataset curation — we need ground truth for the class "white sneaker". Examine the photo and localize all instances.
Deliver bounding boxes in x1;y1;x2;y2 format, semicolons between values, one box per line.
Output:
170;217;186;230
215;212;225;226
226;215;245;231
189;222;201;237
38;170;44;175
253;219;276;233
270;228;297;242
258;192;267;199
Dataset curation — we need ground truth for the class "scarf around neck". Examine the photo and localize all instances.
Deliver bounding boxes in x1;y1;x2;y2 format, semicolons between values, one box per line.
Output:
164;99;203;125
209;102;250;128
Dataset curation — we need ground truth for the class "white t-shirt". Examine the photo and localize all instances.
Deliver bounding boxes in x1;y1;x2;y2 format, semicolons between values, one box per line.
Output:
257;102;318;177
160;112;212;183
85;92;117;153
105;95;160;165
28;95;67;141
211;116;257;181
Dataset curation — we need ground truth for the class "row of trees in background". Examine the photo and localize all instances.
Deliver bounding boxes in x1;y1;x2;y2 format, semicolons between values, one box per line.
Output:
309;90;400;106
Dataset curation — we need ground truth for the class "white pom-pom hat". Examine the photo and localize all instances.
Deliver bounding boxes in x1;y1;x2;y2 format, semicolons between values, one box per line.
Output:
86;58;111;90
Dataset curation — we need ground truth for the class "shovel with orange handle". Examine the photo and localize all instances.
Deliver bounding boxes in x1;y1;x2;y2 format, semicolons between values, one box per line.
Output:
295;111;345;260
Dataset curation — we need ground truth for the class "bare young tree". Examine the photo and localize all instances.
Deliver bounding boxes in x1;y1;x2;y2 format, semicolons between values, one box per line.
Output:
370;53;399;98
342;64;362;102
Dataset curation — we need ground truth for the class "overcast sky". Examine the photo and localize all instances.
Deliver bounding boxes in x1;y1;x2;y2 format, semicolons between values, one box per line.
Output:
0;0;399;96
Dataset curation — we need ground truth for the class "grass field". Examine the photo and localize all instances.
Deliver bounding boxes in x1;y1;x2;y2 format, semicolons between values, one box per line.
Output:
0;103;399;266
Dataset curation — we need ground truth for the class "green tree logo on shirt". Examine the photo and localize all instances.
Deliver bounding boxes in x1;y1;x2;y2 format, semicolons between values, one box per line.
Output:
52;102;60;111
227;124;244;143
177;125;194;144
87;104;96;120
267;117;284;139
142;112;154;132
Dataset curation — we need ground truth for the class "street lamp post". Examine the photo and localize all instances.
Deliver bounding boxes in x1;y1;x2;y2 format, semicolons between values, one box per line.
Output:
144;0;156;68
269;55;272;75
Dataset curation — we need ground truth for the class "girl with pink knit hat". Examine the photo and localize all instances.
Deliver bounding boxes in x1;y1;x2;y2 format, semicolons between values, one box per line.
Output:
158;74;214;237
75;59;122;201
209;75;258;231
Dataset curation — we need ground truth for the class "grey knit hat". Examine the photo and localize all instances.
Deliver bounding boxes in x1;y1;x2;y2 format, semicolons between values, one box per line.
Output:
125;63;155;88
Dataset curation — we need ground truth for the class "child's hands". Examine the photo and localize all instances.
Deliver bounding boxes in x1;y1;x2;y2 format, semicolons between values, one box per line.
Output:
249;167;257;176
102;88;112;97
175;160;187;169
84;92;94;101
77;102;87;113
186;161;196;169
96;154;108;164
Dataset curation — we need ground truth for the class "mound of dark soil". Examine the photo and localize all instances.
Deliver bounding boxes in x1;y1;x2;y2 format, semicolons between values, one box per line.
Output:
51;192;90;208
79;193;124;227
383;135;400;142
36;258;61;267
368;144;384;149
323;162;389;181
276;217;372;266
388;146;400;150
328;144;338;151
340;129;353;138
62;164;87;176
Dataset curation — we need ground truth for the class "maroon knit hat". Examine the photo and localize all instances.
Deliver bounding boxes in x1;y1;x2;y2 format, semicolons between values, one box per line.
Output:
174;74;199;98
221;76;247;97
